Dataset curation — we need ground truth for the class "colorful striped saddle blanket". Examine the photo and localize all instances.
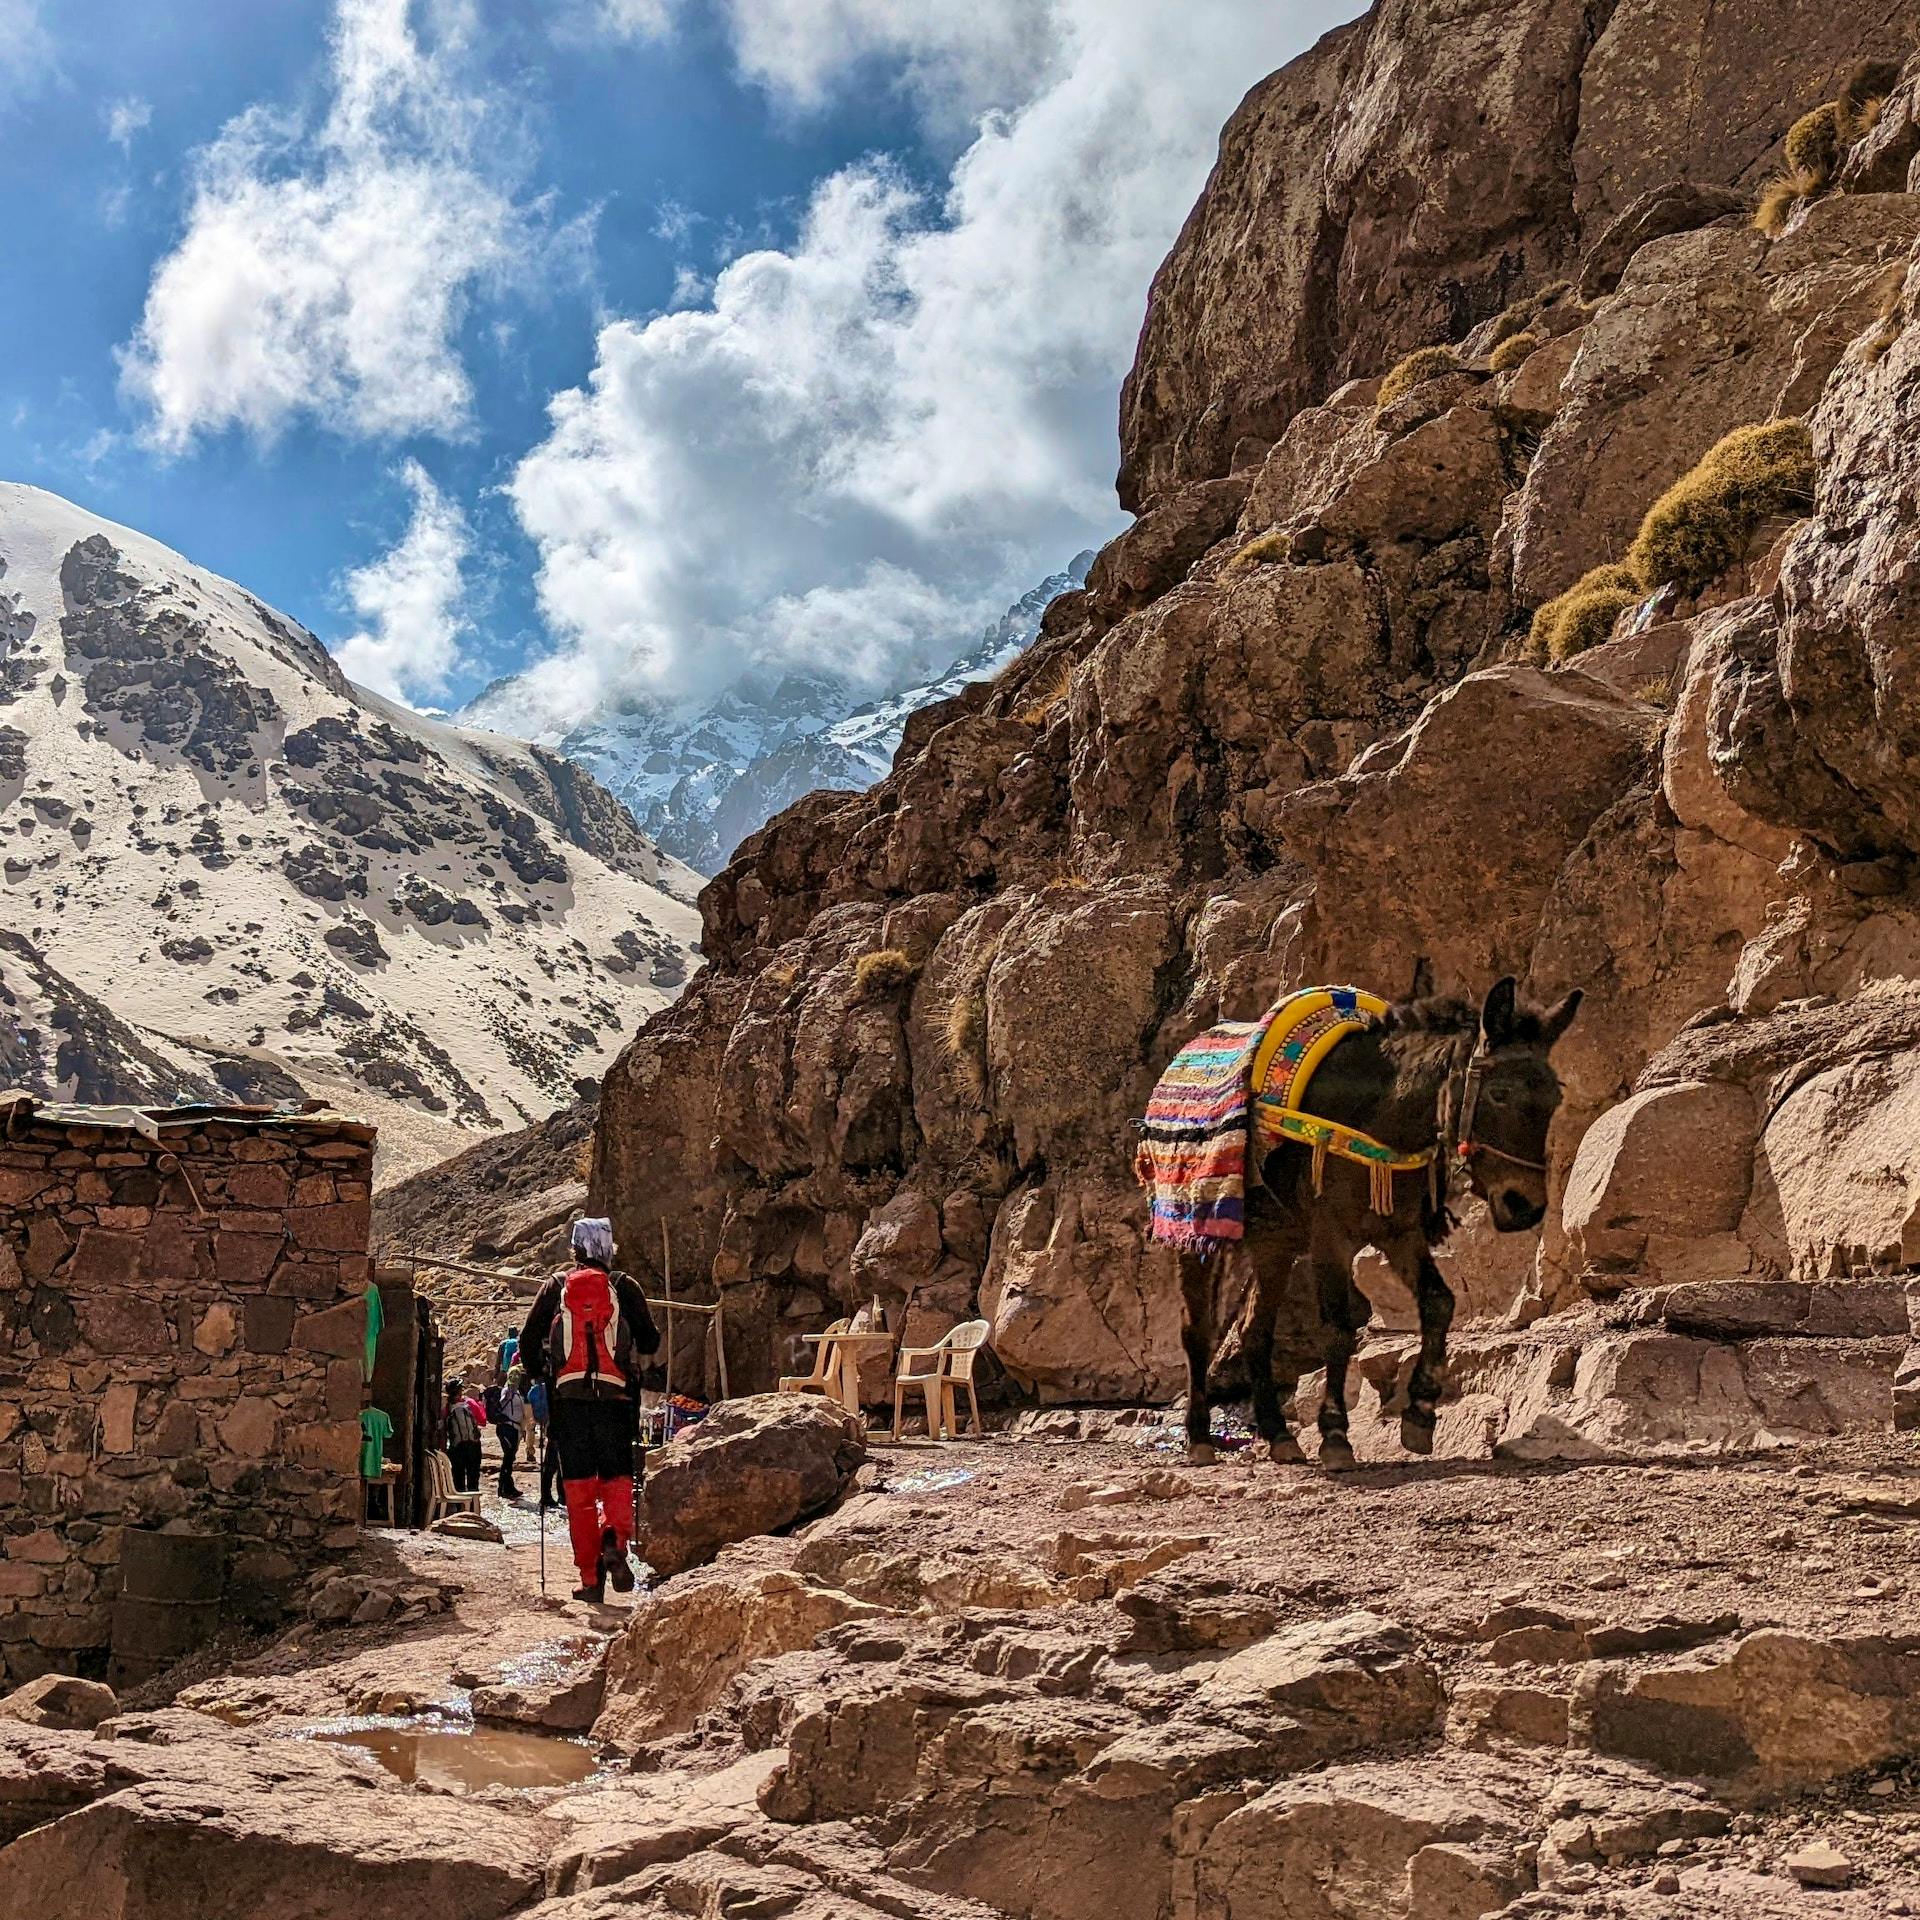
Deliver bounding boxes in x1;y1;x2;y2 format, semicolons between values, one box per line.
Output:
1134;985;1436;1252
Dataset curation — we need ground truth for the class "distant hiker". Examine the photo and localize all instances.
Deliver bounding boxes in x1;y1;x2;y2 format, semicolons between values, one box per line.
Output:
529;1375;562;1510
498;1326;520;1376
496;1365;529;1499
444;1378;483;1495
519;1216;659;1603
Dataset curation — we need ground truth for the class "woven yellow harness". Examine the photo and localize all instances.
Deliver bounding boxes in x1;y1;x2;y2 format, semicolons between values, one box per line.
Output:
1247;987;1437;1212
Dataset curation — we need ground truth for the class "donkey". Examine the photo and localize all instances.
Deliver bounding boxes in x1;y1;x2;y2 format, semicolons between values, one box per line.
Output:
1177;975;1580;1466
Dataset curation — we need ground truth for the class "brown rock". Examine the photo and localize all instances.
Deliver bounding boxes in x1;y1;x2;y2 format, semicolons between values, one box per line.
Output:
0;1774;544;1919
596;1563;889;1750
1577;181;1747;298
639;1395;864;1580
0;1673;117;1731
1575;1628;1920;1800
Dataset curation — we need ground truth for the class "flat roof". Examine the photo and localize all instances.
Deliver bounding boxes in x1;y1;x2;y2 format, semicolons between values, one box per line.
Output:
0;1088;377;1146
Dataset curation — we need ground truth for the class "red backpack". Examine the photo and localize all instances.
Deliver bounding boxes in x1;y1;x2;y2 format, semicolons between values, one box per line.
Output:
548;1267;633;1394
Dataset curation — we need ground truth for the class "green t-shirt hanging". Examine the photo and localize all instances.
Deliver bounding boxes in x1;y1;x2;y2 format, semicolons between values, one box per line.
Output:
359;1406;393;1481
363;1283;384;1378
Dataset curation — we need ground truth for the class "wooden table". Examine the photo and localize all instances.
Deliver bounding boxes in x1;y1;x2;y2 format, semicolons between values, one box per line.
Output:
801;1330;897;1416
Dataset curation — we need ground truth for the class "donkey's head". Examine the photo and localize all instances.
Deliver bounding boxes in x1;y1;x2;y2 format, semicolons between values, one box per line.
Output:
1462;977;1581;1233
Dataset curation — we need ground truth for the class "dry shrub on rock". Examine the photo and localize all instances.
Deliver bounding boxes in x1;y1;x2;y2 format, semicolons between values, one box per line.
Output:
1487;278;1573;347
1377;344;1460;408
1753;169;1819;235
1628;418;1815;596
1226;529;1292;572
1529;562;1641;661
854;948;917;997
1489;329;1545;373
1785;101;1845;184
1839;57;1903;137
1014;657;1076;726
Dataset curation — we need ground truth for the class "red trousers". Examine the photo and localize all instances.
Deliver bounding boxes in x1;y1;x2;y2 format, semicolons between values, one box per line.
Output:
562;1474;632;1584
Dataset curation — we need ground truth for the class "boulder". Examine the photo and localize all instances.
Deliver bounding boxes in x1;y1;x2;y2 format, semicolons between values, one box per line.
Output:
1277;666;1652;993
638;1395;865;1579
1577;181;1747;298
594;1563;890;1750
1174;1753;1539;1920
0;1673;118;1731
1574;1629;1920;1801
1562;1079;1758;1279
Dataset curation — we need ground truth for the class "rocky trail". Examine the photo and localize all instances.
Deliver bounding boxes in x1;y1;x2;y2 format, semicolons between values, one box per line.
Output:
8;1415;1920;1918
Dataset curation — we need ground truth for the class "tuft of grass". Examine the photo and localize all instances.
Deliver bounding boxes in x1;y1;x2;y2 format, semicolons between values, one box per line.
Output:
1754;168;1819;235
1014;656;1075;726
854;948;918;997
1489;329;1545;374
573;1138;594;1183
1487;279;1574;348
1225;529;1292;573
1529;562;1643;661
1785;101;1844;184
941;981;987;1101
1840;58;1903;134
1376;345;1460;409
1628;418;1816;597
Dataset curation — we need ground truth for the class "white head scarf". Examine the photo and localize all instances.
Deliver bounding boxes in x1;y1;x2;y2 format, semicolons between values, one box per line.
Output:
571;1216;614;1264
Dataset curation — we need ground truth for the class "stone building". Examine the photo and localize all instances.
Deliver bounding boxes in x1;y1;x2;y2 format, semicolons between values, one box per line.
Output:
0;1091;376;1684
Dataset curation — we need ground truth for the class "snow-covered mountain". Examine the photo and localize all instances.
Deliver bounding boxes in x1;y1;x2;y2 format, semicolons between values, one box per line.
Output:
463;554;1094;873
0;483;702;1178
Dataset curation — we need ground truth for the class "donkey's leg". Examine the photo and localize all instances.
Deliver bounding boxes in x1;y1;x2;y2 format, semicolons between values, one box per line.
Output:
1178;1253;1218;1462
1313;1254;1369;1470
1398;1249;1455;1457
1244;1219;1308;1462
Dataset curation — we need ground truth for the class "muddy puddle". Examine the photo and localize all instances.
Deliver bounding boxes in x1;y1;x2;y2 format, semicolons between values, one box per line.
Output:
308;1719;602;1792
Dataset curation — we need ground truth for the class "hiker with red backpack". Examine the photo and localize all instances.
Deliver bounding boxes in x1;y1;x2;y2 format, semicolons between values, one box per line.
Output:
517;1217;660;1602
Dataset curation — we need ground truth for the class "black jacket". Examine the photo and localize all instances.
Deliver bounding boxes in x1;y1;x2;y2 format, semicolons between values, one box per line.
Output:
518;1262;660;1400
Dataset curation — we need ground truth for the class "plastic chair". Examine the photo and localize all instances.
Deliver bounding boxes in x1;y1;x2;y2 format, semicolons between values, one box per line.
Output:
424;1450;483;1532
778;1318;851;1397
891;1320;990;1440
939;1320;990;1438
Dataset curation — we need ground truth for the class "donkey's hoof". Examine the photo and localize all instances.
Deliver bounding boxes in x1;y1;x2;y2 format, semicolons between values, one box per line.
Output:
1185;1441;1219;1465
1317;1434;1357;1471
1267;1436;1305;1465
1399;1410;1437;1456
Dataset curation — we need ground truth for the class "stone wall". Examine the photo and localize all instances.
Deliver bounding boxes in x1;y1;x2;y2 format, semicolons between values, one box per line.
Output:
0;1101;375;1684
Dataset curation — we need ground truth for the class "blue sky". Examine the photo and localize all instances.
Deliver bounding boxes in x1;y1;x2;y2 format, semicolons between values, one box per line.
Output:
0;1;1356;725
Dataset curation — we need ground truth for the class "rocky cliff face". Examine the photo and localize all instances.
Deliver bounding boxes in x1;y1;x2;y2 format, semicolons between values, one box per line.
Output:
593;1;1920;1427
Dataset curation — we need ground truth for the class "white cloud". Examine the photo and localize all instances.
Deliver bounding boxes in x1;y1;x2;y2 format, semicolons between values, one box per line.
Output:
501;0;1355;727
332;459;471;703
105;96;151;149
594;0;675;37
120;0;537;451
0;0;52;98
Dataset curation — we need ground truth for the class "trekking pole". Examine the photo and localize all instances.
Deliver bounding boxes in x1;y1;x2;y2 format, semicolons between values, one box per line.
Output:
538;1481;547;1597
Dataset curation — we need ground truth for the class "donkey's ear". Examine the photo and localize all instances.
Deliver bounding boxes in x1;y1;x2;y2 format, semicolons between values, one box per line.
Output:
1409;956;1435;1000
1540;988;1583;1047
1479;976;1519;1046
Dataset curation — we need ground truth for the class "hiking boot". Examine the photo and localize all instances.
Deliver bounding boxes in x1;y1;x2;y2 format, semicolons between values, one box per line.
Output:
572;1580;605;1604
600;1527;635;1594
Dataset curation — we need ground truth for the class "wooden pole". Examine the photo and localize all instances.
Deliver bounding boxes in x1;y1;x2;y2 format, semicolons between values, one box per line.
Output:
712;1291;731;1401
661;1221;674;1414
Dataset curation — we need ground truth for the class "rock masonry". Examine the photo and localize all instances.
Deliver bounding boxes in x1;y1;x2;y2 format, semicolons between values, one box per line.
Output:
0;1092;374;1684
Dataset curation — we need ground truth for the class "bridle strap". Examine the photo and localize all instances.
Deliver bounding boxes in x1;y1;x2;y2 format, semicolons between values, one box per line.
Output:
1438;1033;1548;1181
